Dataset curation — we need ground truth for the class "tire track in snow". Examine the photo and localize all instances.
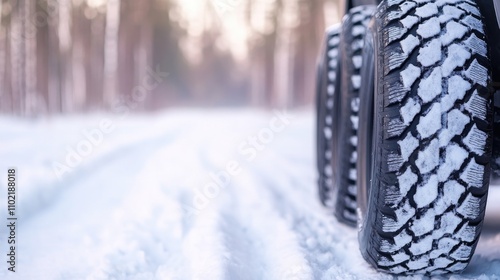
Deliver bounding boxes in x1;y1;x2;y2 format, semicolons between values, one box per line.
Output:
81;118;242;280
191;120;313;280
16;123;186;224
195;146;270;280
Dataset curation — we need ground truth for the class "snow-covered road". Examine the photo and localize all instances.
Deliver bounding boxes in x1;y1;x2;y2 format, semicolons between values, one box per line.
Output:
0;110;499;279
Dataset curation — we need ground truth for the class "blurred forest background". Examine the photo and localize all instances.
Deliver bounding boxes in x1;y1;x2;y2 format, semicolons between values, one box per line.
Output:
0;0;342;116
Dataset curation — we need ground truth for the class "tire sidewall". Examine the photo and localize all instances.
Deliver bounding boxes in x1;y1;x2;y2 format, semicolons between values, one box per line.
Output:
357;12;382;264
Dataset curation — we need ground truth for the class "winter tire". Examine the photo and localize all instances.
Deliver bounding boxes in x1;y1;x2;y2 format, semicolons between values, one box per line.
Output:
316;25;341;208
334;5;375;225
357;0;493;275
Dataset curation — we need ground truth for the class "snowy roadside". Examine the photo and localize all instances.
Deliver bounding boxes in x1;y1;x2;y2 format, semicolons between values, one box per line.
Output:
0;110;498;279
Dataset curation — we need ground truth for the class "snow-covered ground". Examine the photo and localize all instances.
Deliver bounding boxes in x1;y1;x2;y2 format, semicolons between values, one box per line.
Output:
0;110;499;280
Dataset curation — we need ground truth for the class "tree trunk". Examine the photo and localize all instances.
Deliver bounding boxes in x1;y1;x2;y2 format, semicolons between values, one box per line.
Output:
103;0;120;108
10;0;25;115
71;6;87;112
89;13;105;110
25;0;38;116
58;0;72;113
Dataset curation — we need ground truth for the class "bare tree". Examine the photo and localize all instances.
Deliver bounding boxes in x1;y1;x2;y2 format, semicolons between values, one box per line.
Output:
103;0;120;108
10;0;25;115
58;0;72;112
70;3;87;112
25;0;38;116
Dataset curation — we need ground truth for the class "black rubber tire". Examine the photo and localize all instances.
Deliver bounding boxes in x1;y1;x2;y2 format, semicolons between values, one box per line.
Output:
334;5;375;225
357;0;493;275
316;25;341;209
